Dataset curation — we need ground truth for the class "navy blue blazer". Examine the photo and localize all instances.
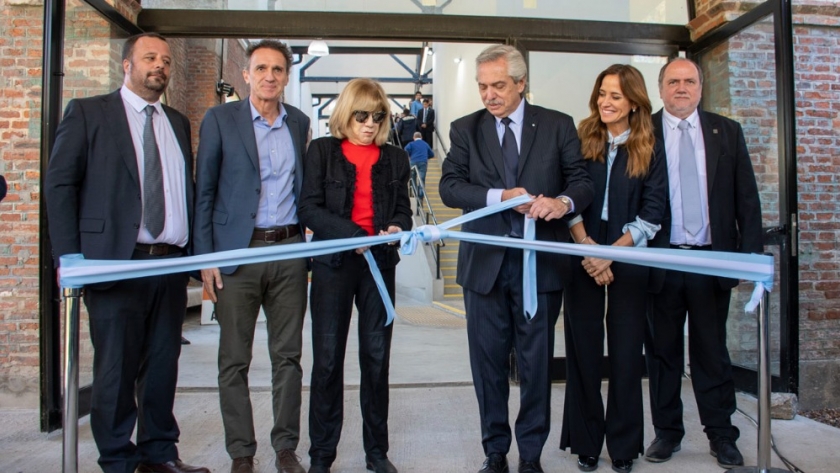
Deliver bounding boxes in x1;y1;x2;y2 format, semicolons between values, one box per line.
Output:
193;100;310;274
649;109;763;291
439;101;594;294
46;89;194;263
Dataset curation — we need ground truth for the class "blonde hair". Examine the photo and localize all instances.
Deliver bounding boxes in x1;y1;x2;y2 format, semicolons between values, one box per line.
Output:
329;78;391;146
578;64;655;178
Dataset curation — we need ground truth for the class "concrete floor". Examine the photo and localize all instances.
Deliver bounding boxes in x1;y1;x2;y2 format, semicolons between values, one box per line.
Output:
2;297;839;472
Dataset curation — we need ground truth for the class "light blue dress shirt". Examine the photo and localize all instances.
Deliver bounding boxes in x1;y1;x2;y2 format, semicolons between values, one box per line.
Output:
250;101;298;228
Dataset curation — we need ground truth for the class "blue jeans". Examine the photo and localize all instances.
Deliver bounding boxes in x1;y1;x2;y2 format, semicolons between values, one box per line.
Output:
410;161;428;199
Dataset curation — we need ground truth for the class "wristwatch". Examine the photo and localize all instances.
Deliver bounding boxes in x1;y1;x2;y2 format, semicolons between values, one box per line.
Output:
558;195;572;214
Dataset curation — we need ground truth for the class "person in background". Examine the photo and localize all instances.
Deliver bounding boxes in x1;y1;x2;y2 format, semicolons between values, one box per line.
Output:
404;131;434;203
559;64;668;473
644;57;762;470
298;78;413;473
396;108;417;148
409;91;423;117
417;98;435;148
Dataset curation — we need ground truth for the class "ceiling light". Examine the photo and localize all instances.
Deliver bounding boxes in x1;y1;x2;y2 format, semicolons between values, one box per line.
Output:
308;40;329;57
453;57;462;64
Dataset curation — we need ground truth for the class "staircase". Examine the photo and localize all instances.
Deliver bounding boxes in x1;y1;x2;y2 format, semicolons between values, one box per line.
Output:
422;159;463;300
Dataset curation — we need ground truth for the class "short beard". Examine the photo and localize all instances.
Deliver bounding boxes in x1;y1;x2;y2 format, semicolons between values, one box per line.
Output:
144;73;168;92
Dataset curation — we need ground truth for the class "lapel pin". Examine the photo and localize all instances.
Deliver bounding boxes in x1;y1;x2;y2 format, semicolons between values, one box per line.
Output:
713;129;718;134
531;123;536;127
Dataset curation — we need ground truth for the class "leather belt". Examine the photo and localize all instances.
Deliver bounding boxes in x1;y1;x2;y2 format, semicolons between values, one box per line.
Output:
135;243;184;256
670;244;712;250
252;225;300;243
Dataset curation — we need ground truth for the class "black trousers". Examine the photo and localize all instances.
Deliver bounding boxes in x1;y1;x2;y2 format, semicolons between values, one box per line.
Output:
646;269;740;443
308;254;395;466
560;255;647;461
463;248;562;463
83;249;188;473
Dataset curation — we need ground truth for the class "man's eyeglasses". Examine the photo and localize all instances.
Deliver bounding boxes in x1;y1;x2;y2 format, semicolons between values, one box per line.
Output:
353;110;388;124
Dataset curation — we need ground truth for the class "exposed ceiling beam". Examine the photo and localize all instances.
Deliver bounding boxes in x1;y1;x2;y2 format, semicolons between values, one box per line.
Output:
138;10;690;55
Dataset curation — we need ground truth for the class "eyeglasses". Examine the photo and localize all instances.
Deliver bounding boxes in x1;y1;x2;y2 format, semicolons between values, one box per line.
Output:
353;110;388;124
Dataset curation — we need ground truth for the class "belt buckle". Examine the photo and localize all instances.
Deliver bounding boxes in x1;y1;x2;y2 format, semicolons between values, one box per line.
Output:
263;229;277;242
149;244;167;256
677;244;692;250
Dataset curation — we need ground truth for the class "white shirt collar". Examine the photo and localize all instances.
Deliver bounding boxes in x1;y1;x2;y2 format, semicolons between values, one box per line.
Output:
496;97;526;126
662;107;700;130
120;85;162;114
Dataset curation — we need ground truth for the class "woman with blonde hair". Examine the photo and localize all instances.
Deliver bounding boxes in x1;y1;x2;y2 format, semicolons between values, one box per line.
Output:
298;78;412;473
559;64;668;473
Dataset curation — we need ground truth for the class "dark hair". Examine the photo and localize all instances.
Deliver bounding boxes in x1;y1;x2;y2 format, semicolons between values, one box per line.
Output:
658;56;704;88
122;33;167;62
422;98;430;104
246;40;293;71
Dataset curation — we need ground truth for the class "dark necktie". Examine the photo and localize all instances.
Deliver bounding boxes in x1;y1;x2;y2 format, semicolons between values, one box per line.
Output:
143;105;165;238
501;117;522;237
677;119;702;235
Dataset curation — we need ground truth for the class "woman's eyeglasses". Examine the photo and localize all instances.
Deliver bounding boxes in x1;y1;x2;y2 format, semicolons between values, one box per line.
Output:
353;110;388;124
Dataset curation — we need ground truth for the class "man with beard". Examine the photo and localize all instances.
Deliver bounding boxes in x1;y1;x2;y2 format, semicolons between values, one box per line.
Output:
46;33;207;473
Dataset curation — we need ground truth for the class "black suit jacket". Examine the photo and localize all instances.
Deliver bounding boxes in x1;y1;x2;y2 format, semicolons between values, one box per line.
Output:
439;101;594;294
650;109;763;291
418;107;435;132
577;141;668;246
46;89;194;263
193;100;310;274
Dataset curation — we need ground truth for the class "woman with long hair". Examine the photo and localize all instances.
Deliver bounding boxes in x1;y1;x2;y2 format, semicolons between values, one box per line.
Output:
298;78;412;473
559;64;668;473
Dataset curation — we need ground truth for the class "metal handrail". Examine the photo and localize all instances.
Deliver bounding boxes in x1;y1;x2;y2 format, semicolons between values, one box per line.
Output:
409;164;444;280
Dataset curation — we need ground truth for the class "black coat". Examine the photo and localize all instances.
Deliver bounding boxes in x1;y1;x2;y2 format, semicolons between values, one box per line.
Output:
298;137;413;270
649;109;763;291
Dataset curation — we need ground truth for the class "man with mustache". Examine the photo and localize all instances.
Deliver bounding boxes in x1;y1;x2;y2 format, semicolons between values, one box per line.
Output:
440;44;593;473
46;33;207;473
194;40;310;473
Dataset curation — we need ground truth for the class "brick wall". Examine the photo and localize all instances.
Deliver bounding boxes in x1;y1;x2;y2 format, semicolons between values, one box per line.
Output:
692;0;840;408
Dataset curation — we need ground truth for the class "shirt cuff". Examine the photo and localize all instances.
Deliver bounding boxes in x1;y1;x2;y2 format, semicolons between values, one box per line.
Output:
567;214;583;229
486;189;504;207
622;216;661;247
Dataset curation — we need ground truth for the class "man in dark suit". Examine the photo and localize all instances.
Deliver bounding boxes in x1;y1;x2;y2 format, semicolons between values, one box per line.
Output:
193;40;310;473
45;33;207;473
418;98;435;148
644;57;763;469
439;44;593;473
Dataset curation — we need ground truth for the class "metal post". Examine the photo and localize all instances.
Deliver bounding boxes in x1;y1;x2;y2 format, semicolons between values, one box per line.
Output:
62;287;81;473
730;289;791;473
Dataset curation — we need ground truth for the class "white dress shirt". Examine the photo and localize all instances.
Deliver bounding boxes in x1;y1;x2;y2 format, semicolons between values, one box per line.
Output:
121;86;189;247
662;109;711;246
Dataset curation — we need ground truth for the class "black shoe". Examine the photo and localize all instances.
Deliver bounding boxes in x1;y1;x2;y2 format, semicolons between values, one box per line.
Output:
308;465;330;473
180;336;191;345
611;459;633;473
644;437;681;463
365;457;397;473
710;438;744;469
517;459;544;473
577;455;598;472
478;453;509;473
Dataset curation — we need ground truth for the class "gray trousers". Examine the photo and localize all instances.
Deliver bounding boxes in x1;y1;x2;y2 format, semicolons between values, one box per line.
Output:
215;235;308;459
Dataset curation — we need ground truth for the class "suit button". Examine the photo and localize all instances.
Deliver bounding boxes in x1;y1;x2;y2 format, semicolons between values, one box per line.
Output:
133;223;139;229
255;188;260;194
136;193;141;200
250;213;256;219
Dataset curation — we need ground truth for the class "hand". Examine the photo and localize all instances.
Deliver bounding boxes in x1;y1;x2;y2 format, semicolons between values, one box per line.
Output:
529;195;569;221
593;267;614;286
582;256;613;278
501;187;533;214
201;268;223;303
355;246;370;255
379;225;402;245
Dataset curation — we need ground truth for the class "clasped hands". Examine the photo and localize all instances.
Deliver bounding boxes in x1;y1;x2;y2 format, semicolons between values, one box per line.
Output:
501;187;568;222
